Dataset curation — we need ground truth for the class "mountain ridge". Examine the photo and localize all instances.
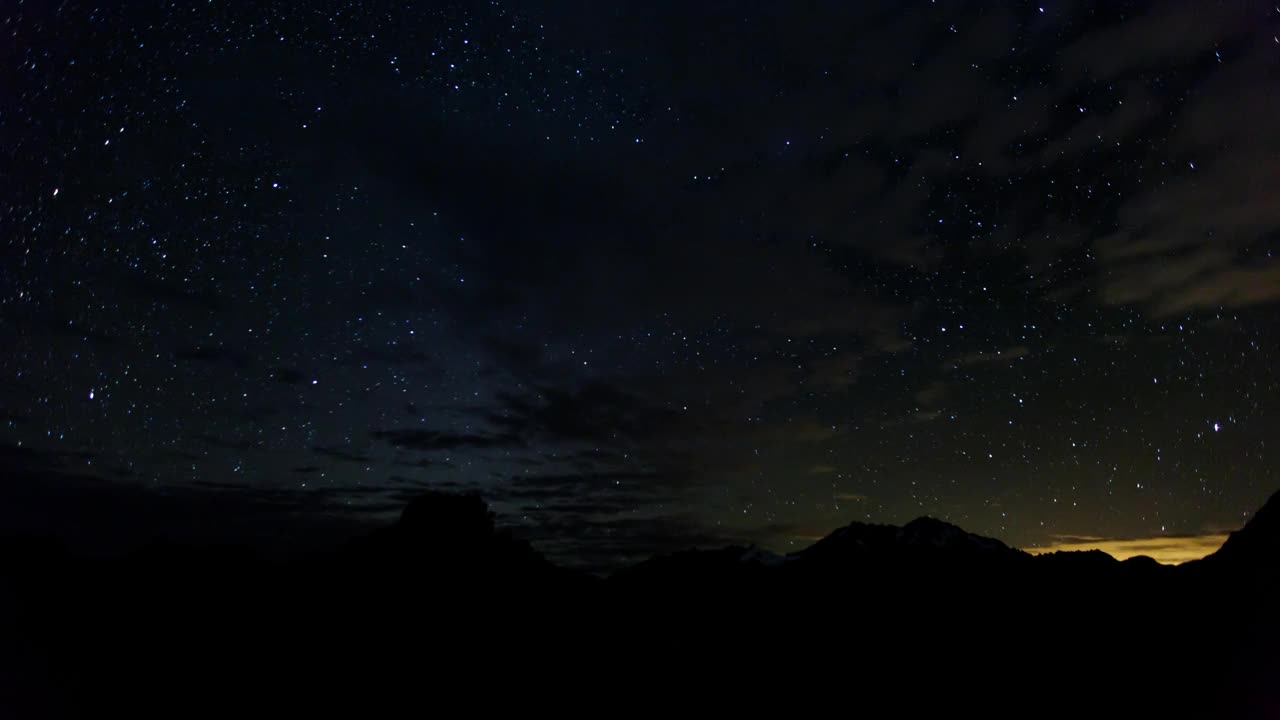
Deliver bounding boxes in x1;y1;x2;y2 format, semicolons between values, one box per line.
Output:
1198;488;1280;567
2;488;1278;718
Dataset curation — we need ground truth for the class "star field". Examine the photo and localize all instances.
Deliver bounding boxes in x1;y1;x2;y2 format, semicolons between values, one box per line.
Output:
3;0;1280;570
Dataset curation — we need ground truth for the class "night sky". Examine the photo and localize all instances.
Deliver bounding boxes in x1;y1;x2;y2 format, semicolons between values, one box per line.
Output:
4;0;1279;571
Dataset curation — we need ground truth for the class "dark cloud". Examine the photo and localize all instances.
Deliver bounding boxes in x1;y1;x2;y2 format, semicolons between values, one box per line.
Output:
510;511;730;573
387;475;461;488
620;0;1280;324
371;428;524;451
312;446;374;464
501;471;670;501
197;435;259;452
191;479;252;490
1033;3;1280;316
487;382;680;449
347;343;441;369
558;447;632;471
392;458;456;470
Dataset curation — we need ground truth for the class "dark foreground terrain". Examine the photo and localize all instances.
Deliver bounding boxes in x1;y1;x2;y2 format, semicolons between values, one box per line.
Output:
3;490;1278;718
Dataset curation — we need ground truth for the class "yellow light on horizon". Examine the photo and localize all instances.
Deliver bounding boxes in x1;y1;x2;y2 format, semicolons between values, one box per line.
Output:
1025;534;1230;565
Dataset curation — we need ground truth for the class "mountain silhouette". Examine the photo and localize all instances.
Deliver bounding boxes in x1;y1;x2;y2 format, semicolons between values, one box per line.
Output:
797;515;1024;563
1199;488;1280;572
2;489;1279;718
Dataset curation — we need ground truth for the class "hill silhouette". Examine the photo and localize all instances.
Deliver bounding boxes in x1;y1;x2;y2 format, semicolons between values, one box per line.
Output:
2;489;1279;717
340;492;563;579
1197;488;1280;573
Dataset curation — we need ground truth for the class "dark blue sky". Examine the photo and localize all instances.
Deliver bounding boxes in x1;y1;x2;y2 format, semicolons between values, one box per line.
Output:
3;0;1279;570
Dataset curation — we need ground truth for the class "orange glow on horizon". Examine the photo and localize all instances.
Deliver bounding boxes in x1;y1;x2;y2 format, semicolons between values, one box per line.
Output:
1025;533;1230;565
